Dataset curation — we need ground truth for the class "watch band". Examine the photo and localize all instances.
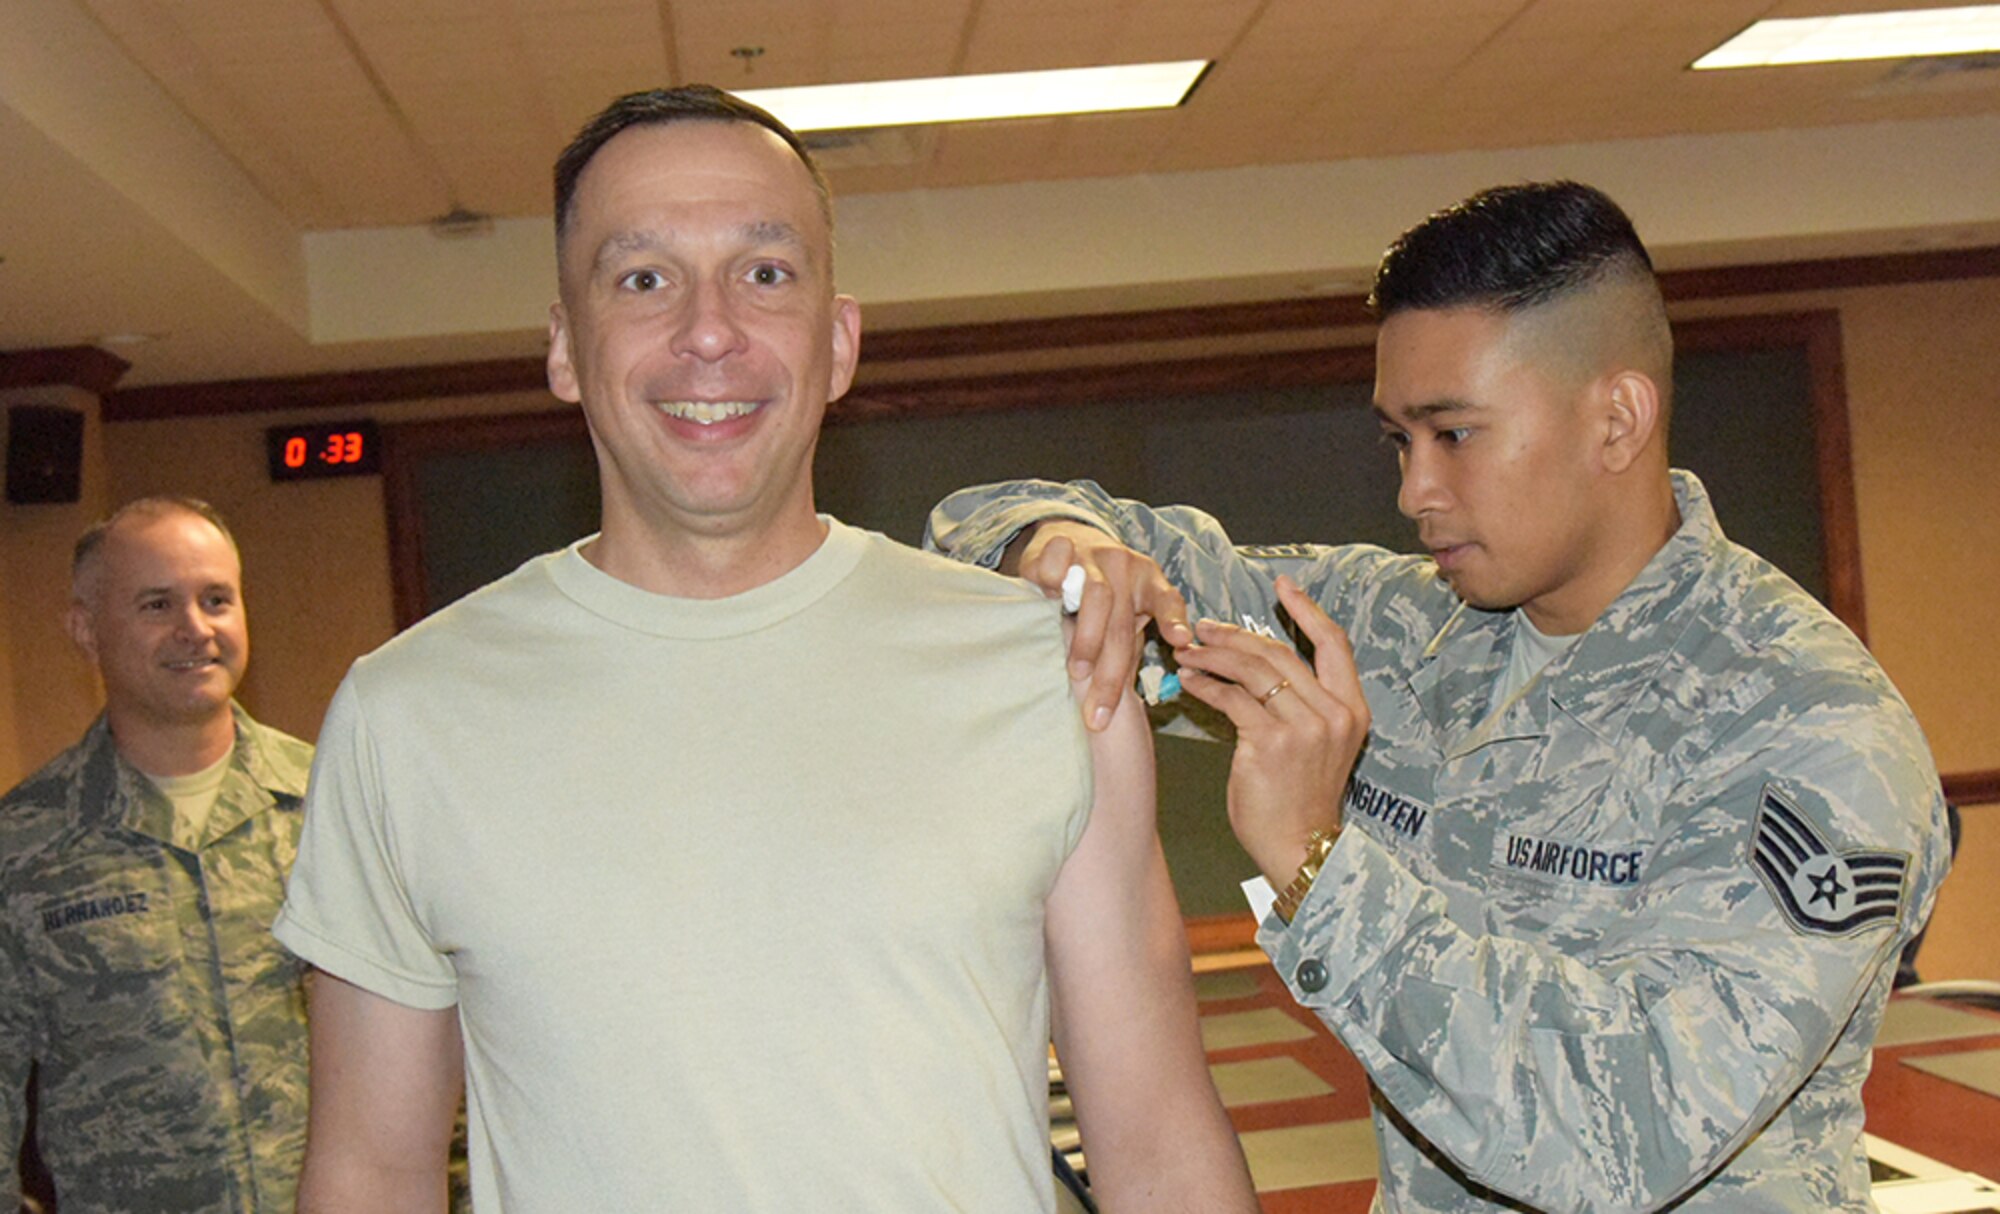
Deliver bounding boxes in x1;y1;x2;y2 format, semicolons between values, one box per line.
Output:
1273;827;1340;924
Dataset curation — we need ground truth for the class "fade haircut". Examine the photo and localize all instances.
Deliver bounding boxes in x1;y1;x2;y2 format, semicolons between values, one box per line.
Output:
72;496;238;605
553;84;833;254
1369;181;1657;320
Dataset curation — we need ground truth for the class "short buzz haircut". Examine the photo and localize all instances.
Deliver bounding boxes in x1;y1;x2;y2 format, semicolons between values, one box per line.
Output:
1368;181;1657;320
553;84;832;251
72;496;237;604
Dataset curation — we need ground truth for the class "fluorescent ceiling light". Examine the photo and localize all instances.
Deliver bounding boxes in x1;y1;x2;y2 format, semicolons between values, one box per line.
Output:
1693;4;2000;68
737;60;1210;132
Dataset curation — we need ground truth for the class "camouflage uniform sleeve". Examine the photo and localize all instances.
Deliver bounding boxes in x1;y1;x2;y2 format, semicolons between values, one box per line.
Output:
1260;675;1949;1213
923;478;1115;570
0;904;35;1210
925;478;1391;629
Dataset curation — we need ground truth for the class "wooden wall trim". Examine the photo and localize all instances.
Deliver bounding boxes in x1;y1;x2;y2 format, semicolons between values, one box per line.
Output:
1943;770;2000;808
105;357;549;422
861;296;1376;362
1803;316;1865;643
872;244;2000;360
97;243;2000;422
831;345;1379;424
0;345;131;395
380;424;433;633
1660;244;2000;303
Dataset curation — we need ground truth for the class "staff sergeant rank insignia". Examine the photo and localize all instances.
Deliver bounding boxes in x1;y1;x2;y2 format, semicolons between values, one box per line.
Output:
1751;786;1908;937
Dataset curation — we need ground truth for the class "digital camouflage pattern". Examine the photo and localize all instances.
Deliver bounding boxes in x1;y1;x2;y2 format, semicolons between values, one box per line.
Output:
0;705;311;1213
929;471;1952;1212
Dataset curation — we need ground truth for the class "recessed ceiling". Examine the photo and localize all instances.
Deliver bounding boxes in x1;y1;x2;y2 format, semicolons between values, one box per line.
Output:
2;0;1998;387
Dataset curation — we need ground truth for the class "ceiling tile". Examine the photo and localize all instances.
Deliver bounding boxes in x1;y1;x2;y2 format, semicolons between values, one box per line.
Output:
960;6;1125;72
45;0;2000;231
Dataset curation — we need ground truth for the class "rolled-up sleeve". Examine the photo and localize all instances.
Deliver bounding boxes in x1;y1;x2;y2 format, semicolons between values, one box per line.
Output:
274;678;458;1010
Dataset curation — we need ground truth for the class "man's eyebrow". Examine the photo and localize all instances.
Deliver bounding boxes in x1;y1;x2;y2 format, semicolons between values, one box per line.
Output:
125;579;233;600
590;222;810;272
593;230;665;271
740;219;806;250
1372;399;1486;424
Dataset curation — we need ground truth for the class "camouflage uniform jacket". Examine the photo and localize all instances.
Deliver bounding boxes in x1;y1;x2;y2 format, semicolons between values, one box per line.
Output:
928;471;1952;1213
0;705;311;1213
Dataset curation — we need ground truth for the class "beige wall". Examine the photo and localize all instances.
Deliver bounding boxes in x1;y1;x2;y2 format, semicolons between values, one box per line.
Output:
3;274;1995;977
1829;274;2000;985
1919;798;1997;987
1;384;112;778
1836;276;2000;775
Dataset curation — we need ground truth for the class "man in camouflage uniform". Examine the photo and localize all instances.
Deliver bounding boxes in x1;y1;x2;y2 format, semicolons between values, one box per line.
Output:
0;497;312;1211
928;182;1952;1211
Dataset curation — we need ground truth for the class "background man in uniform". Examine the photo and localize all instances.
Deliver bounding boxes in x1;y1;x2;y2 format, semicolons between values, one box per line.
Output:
928;181;1952;1211
276;86;1255;1212
0;497;312;1212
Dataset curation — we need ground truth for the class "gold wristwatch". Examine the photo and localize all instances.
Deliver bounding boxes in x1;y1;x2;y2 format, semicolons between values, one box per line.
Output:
1273;827;1340;924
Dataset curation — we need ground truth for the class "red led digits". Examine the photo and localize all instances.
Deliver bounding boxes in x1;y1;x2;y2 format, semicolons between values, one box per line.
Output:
266;421;380;482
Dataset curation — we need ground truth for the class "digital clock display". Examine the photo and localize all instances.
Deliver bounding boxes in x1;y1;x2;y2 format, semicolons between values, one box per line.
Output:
266;420;381;481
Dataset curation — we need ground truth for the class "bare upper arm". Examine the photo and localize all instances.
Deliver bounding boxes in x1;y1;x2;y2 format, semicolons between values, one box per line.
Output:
1043;682;1257;1208
299;970;463;1209
1043;679;1198;1074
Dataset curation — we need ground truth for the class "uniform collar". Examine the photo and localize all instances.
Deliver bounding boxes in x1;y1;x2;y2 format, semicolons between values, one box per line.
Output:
230;703;309;801
1407;603;1514;759
80;703;305;849
1409;470;1724;755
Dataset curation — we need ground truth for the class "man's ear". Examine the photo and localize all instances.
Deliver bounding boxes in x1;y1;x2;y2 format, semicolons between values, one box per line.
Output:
1601;370;1663;475
67;600;98;663
547;301;582;405
825;294;862;404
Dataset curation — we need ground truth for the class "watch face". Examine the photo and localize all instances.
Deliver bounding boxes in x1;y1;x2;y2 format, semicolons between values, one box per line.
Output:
267;421;381;481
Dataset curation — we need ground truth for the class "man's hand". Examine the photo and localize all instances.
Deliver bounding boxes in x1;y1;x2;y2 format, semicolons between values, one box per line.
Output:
1171;576;1369;887
1003;521;1191;731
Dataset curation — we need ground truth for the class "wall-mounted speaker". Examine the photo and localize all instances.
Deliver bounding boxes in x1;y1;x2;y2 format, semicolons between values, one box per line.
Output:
5;405;86;505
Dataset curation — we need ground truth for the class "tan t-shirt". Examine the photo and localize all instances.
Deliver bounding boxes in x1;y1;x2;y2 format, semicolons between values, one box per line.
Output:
277;521;1091;1212
140;746;233;846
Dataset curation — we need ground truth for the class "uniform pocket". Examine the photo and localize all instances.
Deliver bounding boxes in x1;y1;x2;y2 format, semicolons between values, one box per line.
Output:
32;880;193;1052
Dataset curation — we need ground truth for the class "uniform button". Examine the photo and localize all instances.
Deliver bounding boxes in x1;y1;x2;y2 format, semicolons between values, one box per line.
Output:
1295;958;1329;993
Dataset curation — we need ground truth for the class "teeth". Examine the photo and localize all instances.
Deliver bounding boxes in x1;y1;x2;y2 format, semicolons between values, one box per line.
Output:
655;400;759;425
